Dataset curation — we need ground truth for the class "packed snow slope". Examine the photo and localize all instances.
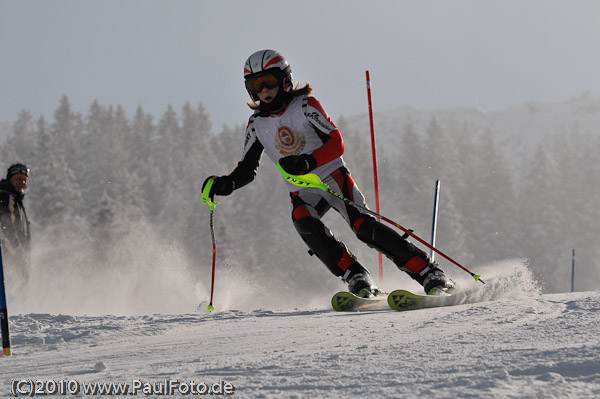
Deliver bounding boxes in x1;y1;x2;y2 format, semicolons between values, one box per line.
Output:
1;260;599;399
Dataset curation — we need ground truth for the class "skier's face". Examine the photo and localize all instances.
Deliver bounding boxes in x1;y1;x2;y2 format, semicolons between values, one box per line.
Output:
256;85;279;104
10;173;28;194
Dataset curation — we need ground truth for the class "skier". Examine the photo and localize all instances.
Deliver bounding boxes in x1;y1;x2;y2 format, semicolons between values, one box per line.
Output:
203;50;454;297
0;163;31;290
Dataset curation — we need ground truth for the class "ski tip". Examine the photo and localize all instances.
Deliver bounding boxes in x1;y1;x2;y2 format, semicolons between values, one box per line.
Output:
207;303;215;312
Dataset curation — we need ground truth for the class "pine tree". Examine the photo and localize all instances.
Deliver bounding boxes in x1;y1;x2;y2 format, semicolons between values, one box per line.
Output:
155;105;180;181
80;100;111;217
390;120;430;232
470;129;520;262
90;188;117;262
179;102;220;258
31;113;83;231
519;144;564;291
130;106;155;172
52;95;84;171
129;107;158;223
10;109;38;163
449;122;479;258
422;117;472;264
551;129;600;291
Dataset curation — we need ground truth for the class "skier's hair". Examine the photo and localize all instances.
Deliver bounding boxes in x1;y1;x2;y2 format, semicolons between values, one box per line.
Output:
247;82;313;110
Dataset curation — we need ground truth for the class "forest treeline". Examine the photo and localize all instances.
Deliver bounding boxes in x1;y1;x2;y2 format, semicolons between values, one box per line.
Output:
2;95;598;293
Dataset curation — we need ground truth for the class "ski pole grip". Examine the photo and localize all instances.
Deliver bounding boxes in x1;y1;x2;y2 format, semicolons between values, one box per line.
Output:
201;178;219;211
277;162;329;191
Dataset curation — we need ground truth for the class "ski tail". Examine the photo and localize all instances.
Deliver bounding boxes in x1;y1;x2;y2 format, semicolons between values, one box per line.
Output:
332;291;388;312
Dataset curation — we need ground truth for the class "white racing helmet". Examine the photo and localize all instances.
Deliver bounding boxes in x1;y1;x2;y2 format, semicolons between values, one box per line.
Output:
244;50;293;101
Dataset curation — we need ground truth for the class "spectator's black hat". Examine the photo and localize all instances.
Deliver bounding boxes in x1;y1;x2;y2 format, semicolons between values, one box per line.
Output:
6;163;29;180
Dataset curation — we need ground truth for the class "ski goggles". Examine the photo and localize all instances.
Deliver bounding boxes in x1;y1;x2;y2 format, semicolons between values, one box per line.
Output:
245;73;281;93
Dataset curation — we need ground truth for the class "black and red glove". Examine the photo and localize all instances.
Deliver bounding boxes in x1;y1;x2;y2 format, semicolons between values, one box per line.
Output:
202;175;234;198
279;154;317;175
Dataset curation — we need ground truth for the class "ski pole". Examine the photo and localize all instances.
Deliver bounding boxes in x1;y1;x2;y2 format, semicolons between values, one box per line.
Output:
277;163;484;284
0;239;12;355
201;179;220;311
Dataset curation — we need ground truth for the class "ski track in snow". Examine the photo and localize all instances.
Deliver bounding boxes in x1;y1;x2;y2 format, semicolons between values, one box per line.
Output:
1;260;599;399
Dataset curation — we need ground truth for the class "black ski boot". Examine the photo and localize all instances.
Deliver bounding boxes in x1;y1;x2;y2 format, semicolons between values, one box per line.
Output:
422;268;455;295
346;267;382;298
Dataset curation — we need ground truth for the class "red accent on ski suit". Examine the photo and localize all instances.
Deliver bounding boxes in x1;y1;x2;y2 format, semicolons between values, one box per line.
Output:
306;97;344;167
404;256;428;275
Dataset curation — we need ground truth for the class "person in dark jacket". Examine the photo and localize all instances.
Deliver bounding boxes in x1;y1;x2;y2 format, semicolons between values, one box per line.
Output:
0;163;31;289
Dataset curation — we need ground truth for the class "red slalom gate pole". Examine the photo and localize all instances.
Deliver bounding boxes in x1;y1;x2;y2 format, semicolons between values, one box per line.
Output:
366;70;384;283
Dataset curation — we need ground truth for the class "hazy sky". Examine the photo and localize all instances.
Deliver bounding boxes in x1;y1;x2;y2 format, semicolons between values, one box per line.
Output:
2;0;599;129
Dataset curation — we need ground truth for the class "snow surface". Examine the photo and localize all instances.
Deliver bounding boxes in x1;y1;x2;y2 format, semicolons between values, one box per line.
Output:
1;260;599;398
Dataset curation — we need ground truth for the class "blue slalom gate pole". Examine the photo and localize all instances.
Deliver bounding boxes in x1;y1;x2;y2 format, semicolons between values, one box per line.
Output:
0;241;11;355
430;180;441;262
